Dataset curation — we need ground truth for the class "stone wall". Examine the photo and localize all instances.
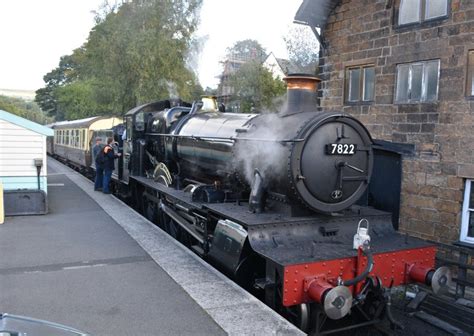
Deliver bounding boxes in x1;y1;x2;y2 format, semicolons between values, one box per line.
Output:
319;0;474;243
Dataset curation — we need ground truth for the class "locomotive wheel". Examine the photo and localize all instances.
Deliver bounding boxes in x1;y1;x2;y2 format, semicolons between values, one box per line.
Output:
285;303;311;333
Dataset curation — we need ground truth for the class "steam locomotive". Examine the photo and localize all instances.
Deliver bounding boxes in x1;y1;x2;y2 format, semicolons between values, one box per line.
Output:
51;75;451;334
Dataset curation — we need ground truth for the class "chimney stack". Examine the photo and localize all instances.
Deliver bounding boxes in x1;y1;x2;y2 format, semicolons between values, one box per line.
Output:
281;74;320;116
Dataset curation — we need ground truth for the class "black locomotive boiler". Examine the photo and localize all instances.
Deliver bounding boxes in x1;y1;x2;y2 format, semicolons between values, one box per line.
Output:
64;75;451;334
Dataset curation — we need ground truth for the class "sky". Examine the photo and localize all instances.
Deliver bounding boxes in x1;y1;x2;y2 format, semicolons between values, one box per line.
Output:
0;0;303;91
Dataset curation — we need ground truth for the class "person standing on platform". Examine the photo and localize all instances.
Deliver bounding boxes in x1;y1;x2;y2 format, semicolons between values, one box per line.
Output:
92;137;104;191
102;137;121;194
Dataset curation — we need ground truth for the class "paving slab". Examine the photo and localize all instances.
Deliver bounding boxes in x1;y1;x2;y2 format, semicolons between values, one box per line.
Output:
0;164;224;335
0;158;304;336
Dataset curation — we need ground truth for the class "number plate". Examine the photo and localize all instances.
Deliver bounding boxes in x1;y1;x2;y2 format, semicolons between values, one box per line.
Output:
326;143;357;155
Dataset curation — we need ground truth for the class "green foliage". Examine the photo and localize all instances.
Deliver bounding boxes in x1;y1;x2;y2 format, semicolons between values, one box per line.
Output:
226;39;267;62
228;60;286;113
0;95;53;124
36;0;203;121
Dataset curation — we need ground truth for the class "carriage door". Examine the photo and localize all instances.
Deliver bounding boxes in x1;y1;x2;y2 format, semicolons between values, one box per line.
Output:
121;117;133;184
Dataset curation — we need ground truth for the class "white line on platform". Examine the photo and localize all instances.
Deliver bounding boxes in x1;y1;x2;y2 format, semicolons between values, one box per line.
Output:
47;183;65;187
63;264;106;270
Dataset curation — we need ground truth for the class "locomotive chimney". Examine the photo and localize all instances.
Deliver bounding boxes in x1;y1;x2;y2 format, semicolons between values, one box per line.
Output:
281;74;320;115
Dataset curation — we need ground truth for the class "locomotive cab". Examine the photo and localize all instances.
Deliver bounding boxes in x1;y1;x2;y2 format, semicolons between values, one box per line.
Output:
120;99;191;185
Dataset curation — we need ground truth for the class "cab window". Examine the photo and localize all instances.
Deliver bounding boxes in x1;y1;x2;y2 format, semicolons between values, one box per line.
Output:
126;117;133;140
135;112;145;131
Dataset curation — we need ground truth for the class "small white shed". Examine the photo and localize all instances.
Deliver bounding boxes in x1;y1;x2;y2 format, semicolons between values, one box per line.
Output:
0;110;54;215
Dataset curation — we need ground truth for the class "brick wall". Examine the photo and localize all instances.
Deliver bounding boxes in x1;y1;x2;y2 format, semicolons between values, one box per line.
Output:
319;0;474;243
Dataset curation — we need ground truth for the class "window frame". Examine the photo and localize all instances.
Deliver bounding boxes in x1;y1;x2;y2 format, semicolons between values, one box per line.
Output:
344;64;376;104
461;179;474;244
397;0;450;27
395;59;440;104
466;50;474;98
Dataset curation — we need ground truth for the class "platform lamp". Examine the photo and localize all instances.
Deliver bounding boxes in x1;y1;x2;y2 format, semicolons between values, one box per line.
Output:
34;159;43;191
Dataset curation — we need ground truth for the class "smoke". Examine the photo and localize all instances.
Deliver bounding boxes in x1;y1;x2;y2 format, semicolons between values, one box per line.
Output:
233;113;290;186
157;79;179;99
186;34;209;79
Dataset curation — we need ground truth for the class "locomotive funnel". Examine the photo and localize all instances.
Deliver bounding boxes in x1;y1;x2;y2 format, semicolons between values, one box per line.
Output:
282;74;320;115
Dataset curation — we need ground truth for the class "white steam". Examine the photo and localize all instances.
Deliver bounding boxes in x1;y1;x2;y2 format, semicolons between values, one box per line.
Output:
157;79;179;99
233;113;289;186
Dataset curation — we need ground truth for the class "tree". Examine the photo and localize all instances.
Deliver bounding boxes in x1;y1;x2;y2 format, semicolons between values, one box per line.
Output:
36;0;204;121
284;25;319;75
0;95;53;124
228;60;286;112
225;39;267;63
35;52;83;119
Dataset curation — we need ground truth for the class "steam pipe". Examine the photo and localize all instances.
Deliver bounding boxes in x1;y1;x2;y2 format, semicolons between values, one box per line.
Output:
249;169;266;213
385;292;404;330
341;247;374;287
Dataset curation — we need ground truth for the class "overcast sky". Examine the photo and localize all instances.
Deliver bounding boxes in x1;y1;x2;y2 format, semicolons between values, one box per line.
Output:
0;0;303;91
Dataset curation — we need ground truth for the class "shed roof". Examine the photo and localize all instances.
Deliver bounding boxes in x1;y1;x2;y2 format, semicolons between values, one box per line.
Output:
0;110;53;136
294;0;341;29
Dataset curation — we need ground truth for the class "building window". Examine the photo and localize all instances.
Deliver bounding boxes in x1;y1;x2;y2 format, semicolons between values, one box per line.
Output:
395;60;440;103
466;51;474;97
345;65;375;103
461;180;474;244
399;0;448;26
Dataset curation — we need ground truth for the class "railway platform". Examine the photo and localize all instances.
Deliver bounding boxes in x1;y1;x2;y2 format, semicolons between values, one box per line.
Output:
0;158;303;336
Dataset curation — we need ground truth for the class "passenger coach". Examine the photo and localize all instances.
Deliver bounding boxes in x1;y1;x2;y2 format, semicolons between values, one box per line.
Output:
49;116;122;170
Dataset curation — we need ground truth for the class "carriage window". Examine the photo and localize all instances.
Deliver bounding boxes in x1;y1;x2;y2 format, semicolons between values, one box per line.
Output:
345;65;375;103
81;130;86;149
461;179;474;244
76;130;80;148
395;60;439;103
399;0;448;26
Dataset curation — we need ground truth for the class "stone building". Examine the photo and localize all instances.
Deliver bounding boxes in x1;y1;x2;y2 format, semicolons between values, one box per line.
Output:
296;0;474;248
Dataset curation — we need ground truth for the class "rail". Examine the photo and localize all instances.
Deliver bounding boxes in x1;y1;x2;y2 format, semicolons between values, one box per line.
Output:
436;242;474;299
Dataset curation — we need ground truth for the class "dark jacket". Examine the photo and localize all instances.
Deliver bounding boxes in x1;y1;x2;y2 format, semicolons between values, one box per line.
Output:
103;145;118;171
92;143;104;167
